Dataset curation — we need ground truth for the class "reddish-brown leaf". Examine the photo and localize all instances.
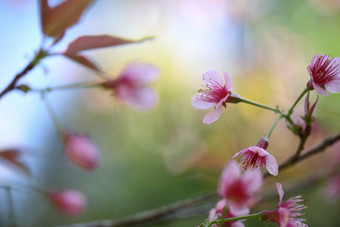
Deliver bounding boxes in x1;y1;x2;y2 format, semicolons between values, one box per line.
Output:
0;149;30;174
63;54;101;72
64;35;153;54
40;0;51;35
41;0;93;38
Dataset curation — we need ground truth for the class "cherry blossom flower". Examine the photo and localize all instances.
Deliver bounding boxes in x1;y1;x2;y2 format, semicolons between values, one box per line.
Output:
62;132;100;171
261;183;307;227
101;63;160;110
233;138;278;176
307;54;340;96
218;160;263;209
46;190;86;216
209;199;249;227
191;70;233;124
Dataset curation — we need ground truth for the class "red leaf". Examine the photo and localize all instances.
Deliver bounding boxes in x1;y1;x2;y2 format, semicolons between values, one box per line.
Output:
64;35;153;54
40;0;93;38
63;54;101;72
0;149;30;174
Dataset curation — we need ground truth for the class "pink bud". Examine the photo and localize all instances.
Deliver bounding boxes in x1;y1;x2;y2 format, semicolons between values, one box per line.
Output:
63;132;100;170
46;190;86;216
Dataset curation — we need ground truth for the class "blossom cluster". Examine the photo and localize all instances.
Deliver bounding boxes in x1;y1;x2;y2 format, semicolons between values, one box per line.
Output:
194;54;340;227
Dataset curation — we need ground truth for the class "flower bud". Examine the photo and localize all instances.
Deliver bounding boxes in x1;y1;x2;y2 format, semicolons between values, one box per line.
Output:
46;190;86;216
62;132;100;170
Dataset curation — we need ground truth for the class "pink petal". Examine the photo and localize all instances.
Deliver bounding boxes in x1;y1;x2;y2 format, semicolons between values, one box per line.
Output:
312;82;329;96
229;205;250;217
218;160;241;197
203;106;222;124
265;154;279;176
232;148;249;159
277;207;290;227
231;222;245;227
116;86;158;110
223;72;233;91
120;63;160;83
276;182;284;204
326;77;340;93
215;95;229;109
242;170;263;194
191;95;214;109
202;70;223;86
310;54;322;66
248;146;268;157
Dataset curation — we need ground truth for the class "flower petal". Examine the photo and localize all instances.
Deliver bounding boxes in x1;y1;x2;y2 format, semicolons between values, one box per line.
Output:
232;148;248;159
203;106;222;124
265;153;279;176
223;72;233;91
218;160;241;197
326;77;340;93
203;70;223;86
242;170;263;194
248;146;268;157
312;82;329;96
191;95;215;109
120;63;160;83
276;182;284;204
116;86;158;110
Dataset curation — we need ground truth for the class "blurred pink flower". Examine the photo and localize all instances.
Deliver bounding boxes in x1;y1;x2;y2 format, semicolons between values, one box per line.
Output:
218;160;263;209
307;54;340;96
209;199;249;227
261;183;307;227
63;132;100;171
324;175;340;201
47;190;86;216
102;63;160;110
191;70;232;124
233;138;278;176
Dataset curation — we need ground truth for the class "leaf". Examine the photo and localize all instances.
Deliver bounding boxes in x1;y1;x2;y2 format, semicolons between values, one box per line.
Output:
40;0;51;35
63;54;101;72
40;0;93;38
64;35;153;54
0;149;30;174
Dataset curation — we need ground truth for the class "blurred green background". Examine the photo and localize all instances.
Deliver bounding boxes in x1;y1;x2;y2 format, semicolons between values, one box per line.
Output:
0;0;340;226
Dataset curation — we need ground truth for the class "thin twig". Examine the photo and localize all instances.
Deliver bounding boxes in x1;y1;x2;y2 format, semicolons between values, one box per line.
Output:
59;133;340;227
0;49;46;99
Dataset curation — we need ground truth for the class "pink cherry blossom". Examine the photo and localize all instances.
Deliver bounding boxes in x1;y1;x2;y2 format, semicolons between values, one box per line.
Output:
191;70;233;124
233;138;278;176
261;183;307;227
307;54;340;96
63;132;100;171
218;160;263;209
102;63;160;110
46;190;86;216
209;199;249;227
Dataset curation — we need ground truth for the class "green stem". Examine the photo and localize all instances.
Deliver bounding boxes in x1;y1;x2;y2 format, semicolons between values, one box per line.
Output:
235;96;281;114
287;88;309;118
29;81;101;93
207;212;262;227
42;96;64;136
264;114;284;140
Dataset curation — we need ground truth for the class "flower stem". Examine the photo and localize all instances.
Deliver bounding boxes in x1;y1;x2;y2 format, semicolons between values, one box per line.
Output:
5;187;18;227
264;114;284;140
287;88;309;119
230;95;281;114
29;81;101;93
207;212;262;227
42;96;64;137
